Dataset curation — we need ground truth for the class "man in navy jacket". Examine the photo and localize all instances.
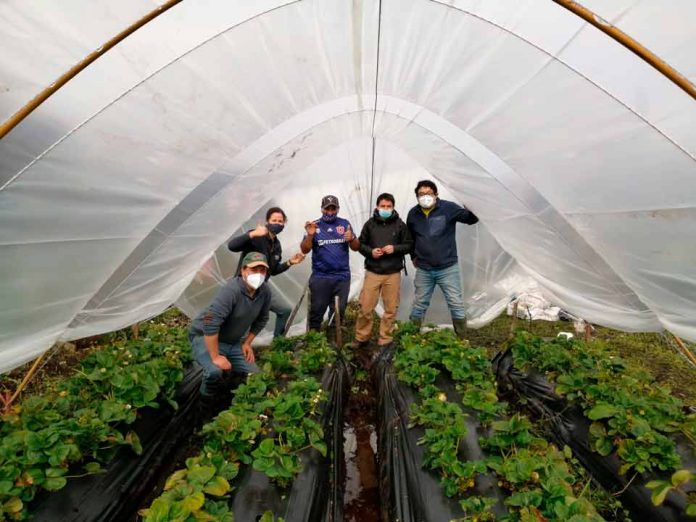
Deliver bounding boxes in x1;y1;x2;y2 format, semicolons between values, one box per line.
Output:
406;180;478;338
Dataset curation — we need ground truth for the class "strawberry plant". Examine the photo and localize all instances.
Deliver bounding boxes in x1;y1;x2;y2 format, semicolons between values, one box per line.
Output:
142;332;337;521
645;469;696;516
509;332;695;476
0;322;190;521
394;325;607;521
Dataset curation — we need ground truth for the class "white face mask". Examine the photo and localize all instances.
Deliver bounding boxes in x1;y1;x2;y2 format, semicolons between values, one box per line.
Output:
246;272;265;290
418;195;435;209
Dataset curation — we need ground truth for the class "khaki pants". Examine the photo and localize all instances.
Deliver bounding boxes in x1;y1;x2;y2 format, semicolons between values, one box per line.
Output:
355;271;401;345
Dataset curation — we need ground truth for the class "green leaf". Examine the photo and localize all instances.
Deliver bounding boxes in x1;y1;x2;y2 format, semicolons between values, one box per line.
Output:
141;497;171;522
685;504;696;516
84;462;101;473
187;465;216;486
312;441;327;457
670;469;692;487
45;467;67;478
650;483;672;506
181;492;205;512
44;477;67;491
586;403;619;420
164;469;188;490
126;431;143;455
3;497;23;513
202;476;231;496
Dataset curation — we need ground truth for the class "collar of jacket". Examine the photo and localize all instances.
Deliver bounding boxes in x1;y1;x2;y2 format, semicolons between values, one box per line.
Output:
419;198;440;215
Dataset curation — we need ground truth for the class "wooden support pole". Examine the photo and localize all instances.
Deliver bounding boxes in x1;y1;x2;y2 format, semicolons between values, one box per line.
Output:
2;351;48;412
672;334;696;367
552;0;696;101
0;0;185;140
305;287;312;334
284;283;309;337
334;295;342;348
584;322;593;343
509;300;519;339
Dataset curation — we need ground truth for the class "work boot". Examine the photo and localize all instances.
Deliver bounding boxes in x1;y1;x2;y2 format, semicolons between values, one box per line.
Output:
196;393;218;426
350;339;369;349
409;317;423;330
452;318;468;340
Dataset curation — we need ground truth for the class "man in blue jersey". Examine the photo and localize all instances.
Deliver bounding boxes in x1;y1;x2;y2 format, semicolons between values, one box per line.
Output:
300;195;360;333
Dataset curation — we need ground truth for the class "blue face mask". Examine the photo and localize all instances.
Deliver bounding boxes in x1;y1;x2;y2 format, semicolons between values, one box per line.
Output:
321;213;337;223
267;223;284;235
378;209;393;219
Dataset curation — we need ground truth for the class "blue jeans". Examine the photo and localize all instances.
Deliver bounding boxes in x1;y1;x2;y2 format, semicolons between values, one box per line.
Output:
191;335;260;396
270;289;292;338
409;264;466;321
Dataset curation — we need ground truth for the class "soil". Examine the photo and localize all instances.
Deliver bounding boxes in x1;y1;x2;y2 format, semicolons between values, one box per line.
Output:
342;343;380;522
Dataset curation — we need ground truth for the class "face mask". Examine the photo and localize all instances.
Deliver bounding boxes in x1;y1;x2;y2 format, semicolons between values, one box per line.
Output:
267;223;284;235
418;195;435;209
246;272;265;290
321;213;337;223
378;209;393;219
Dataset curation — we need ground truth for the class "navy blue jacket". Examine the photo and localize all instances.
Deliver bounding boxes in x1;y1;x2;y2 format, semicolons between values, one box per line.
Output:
406;199;478;270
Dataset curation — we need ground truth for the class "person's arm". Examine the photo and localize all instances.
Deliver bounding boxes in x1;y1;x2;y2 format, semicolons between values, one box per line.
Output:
203;333;230;370
453;203;479;225
393;221;414;255
358;222;373;258
406;213;418;265
242;291;271;364
301;221;317;254
202;285;238;369
346;223;360;252
227;231;253;252
240;331;258;363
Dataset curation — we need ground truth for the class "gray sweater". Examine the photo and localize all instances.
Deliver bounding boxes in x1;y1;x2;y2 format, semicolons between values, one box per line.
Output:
190;277;271;344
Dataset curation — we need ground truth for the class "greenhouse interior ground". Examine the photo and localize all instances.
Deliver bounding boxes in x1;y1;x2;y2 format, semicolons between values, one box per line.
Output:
2;0;696;521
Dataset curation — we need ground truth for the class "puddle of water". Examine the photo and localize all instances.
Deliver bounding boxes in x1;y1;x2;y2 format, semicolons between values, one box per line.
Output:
343;359;380;521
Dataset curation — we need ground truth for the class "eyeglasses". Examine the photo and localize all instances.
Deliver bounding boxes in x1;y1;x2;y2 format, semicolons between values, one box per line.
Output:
417;191;435;197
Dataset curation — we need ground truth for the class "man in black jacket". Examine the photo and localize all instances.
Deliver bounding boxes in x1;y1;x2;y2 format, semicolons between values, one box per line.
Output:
354;193;413;347
228;207;305;337
407;180;478;339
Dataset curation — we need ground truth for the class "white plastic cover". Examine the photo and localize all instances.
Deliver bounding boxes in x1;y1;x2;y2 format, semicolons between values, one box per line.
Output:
1;0;695;373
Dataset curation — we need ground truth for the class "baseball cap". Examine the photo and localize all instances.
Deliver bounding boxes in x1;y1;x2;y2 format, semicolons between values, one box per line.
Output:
321;195;339;209
241;251;269;269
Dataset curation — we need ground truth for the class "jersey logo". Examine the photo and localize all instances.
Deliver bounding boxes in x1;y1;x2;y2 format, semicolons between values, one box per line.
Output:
327;228;333;233
336;225;345;235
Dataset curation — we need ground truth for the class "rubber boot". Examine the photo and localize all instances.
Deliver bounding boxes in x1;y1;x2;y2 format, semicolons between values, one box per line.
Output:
409;317;423;330
452;318;468;340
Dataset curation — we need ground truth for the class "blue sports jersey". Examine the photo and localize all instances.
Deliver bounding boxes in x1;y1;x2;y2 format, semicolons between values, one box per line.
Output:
308;216;352;280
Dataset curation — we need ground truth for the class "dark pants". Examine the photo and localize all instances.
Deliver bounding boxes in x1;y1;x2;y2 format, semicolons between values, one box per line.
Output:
308;276;350;331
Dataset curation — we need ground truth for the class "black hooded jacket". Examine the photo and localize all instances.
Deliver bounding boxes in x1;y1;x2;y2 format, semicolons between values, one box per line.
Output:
358;209;413;275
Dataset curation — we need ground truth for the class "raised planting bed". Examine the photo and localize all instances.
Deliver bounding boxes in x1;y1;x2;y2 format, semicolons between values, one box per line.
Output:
0;323;194;521
494;331;696;521
140;332;349;522
375;323;609;522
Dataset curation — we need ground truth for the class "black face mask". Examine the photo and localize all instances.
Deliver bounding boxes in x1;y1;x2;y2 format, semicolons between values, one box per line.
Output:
267;223;284;235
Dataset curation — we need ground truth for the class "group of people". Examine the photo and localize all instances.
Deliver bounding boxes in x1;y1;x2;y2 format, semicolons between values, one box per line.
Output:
189;180;478;401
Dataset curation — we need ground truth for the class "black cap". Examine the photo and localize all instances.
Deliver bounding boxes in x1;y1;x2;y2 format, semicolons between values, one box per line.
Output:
321;195;339;209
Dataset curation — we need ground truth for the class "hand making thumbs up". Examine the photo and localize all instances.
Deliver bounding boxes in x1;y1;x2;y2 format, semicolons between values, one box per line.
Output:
344;225;354;242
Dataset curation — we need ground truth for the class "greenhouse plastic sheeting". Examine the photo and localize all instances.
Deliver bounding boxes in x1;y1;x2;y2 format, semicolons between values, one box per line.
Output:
1;0;696;373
